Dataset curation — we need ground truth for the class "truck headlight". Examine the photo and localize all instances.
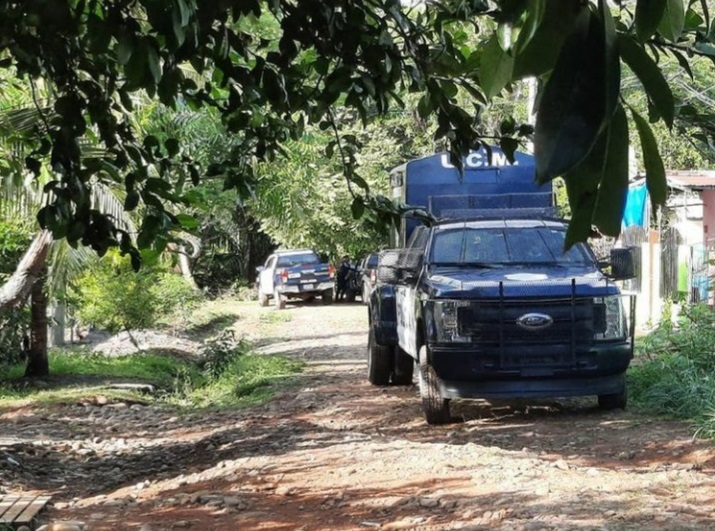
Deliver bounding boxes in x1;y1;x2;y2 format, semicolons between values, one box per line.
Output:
432;300;473;343
593;296;628;341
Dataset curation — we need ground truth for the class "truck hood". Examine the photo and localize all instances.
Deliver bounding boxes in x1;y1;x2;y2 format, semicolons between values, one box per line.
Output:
424;264;619;299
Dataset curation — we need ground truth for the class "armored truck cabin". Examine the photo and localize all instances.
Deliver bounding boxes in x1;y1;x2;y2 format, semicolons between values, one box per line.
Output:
368;147;636;425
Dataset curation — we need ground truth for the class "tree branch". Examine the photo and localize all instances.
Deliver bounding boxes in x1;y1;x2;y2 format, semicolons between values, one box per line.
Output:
0;230;53;314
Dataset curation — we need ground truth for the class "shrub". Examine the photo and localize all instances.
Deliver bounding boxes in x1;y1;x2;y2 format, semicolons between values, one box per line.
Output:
0;219;34;365
74;251;202;334
200;329;246;380
630;302;715;436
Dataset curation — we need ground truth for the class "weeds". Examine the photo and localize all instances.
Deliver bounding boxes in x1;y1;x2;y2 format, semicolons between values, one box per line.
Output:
0;337;303;410
630;302;715;437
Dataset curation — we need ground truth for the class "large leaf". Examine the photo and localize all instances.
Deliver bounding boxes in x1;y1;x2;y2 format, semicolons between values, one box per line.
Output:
514;0;546;54
619;34;674;127
635;0;667;42
479;34;514;99
535;3;619;183
658;0;685;42
631;107;667;207
592;105;629;236
513;0;583;78
562;106;628;246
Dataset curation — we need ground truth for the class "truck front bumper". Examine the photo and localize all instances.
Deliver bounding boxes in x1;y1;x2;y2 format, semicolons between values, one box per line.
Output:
428;342;632;400
439;373;626;400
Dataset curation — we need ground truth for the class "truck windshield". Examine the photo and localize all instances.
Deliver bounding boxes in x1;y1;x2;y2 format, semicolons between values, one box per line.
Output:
277;253;320;267
430;226;591;265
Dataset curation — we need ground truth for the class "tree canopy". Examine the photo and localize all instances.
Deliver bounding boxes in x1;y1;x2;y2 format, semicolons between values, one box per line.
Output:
2;0;715;262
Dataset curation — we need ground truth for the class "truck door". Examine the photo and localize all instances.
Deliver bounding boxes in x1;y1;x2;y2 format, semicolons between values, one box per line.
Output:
396;285;419;358
260;256;276;294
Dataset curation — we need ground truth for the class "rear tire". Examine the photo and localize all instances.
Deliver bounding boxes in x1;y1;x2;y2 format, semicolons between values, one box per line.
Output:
274;289;286;310
367;327;391;385
418;345;451;424
258;289;269;307
322;289;334;305
392;347;414;385
346;290;356;303
598;387;627;410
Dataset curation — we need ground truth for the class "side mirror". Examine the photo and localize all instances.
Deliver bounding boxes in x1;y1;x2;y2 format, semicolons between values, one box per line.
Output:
256;266;265;273
608;247;637;280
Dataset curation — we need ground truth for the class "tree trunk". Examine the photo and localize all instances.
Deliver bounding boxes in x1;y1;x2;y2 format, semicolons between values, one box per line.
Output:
24;266;49;377
0;230;53;316
51;302;66;347
177;244;198;290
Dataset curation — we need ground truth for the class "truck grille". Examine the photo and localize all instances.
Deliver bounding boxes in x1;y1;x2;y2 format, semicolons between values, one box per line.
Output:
456;298;596;369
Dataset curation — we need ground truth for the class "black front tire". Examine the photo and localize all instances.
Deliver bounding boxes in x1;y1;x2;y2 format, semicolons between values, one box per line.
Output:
392;346;414;386
418;345;451;425
322;289;334;305
598;387;627;410
367;327;391;385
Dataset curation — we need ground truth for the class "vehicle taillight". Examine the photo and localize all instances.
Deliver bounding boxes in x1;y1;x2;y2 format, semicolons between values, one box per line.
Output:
280;269;288;282
328;264;335;279
370;269;377;285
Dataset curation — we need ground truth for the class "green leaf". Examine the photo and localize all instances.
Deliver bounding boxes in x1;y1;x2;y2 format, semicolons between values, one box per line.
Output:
631;107;667;208
635;0;667;42
172;6;186;47
124;190;140;211
165;138;180;157
176;213;199;230
514;0;546;53
351;197;365;219
417;95;432;119
479;34;514;99
176;0;191;25
116;31;133;66
146;42;162;85
618;35;674;127
658;0;685;41
513;0;583;78
25;156;41;177
592;105;629;236
535;5;619;182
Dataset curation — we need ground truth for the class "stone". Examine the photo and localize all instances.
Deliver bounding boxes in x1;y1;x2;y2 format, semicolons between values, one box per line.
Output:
418;497;439;508
223;496;242;507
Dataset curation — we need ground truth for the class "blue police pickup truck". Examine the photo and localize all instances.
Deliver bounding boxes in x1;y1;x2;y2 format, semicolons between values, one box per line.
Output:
368;147;636;424
256;249;336;309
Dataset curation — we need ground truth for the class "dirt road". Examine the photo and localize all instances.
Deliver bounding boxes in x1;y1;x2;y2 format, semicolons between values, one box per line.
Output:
4;302;715;530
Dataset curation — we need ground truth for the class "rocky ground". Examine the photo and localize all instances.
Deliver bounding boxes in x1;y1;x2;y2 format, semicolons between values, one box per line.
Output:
2;301;715;530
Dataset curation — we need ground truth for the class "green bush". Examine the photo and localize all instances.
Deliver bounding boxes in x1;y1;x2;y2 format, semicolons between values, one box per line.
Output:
74;251;202;334
630;303;715;437
0;219;34;365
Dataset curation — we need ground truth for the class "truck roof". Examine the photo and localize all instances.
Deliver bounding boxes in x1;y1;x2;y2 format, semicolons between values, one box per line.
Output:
273;249;319;256
435;218;568;230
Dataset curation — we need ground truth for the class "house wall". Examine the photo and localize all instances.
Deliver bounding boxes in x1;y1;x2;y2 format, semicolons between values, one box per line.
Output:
702;190;715;245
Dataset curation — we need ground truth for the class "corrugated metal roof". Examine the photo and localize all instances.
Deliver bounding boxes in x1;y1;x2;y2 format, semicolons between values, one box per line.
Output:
667;171;715;190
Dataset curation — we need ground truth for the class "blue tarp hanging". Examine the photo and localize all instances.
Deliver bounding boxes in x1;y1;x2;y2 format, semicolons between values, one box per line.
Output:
623;183;648;227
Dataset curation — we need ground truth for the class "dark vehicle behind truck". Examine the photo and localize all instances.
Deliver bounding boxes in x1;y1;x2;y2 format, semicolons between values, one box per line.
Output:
368;147;636;424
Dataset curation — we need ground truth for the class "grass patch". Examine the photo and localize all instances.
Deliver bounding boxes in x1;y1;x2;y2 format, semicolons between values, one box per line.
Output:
629;302;715;437
0;340;303;411
258;311;293;324
180;354;303;408
2;349;200;385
